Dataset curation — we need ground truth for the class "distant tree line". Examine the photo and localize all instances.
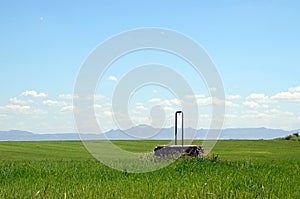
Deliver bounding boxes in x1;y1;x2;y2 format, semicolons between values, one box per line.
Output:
284;132;299;141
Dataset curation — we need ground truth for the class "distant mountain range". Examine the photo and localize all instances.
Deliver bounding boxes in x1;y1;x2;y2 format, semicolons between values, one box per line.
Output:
1;125;299;141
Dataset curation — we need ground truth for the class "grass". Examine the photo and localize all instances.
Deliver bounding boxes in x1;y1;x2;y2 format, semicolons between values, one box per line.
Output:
0;140;299;198
0;141;92;161
211;139;300;160
0;139;299;161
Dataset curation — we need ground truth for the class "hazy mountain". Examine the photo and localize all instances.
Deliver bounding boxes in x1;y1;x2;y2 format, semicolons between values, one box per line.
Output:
291;129;300;134
218;128;290;140
104;126;291;140
0;125;295;141
0;130;98;141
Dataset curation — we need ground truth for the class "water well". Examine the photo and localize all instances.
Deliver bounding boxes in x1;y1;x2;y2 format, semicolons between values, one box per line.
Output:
154;111;204;157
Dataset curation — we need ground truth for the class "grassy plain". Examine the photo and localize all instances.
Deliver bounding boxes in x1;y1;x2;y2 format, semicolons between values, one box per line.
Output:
0;140;299;198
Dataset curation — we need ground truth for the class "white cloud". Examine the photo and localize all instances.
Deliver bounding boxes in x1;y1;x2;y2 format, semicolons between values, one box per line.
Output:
199;114;210;119
271;91;300;102
149;94;235;108
136;103;148;111
189;94;232;107
164;106;174;111
107;76;118;81
94;94;106;100
247;93;267;100
94;104;102;109
9;97;34;105
103;110;113;116
225;114;238;119
187;94;206;99
247;93;276;104
227;95;241;100
195;95;211;106
267;86;300;103
209;87;217;92
21;90;47;98
148;98;181;106
0;104;47;117
148;98;161;103
241;112;271;119
102;103;112;110
4;86;300;131
266;109;280;114
132;110;142;114
197;97;236;108
211;97;229;106
163;98;181;106
240;108;296;123
247;93;274;103
169;98;181;105
31;109;47;115
266;109;294;116
261;104;269;108
0;113;8;118
130;116;149;126
84;94;106;100
288;86;300;93
0;104;31;114
58;94;79;100
244;88;300;105
60;105;74;112
43;100;67;107
243;101;260;109
226;101;240;107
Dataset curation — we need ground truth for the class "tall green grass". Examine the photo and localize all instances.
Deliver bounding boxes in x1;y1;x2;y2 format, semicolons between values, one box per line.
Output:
0;140;299;161
0;158;299;198
0;140;299;198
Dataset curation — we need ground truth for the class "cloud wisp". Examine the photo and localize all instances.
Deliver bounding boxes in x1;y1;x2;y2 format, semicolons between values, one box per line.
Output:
1;86;300;132
21;90;47;98
107;76;118;82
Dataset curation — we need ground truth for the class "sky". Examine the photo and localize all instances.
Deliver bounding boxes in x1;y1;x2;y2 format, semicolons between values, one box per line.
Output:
0;1;300;133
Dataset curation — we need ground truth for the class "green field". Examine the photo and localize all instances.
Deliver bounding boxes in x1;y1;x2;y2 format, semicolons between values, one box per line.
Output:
0;140;299;198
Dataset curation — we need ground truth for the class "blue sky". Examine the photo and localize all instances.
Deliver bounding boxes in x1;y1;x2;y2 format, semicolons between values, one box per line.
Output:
0;1;300;133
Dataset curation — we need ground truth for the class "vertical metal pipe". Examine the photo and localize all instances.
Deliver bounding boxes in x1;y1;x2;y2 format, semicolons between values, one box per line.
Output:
175;112;178;145
182;111;184;146
175;111;183;146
